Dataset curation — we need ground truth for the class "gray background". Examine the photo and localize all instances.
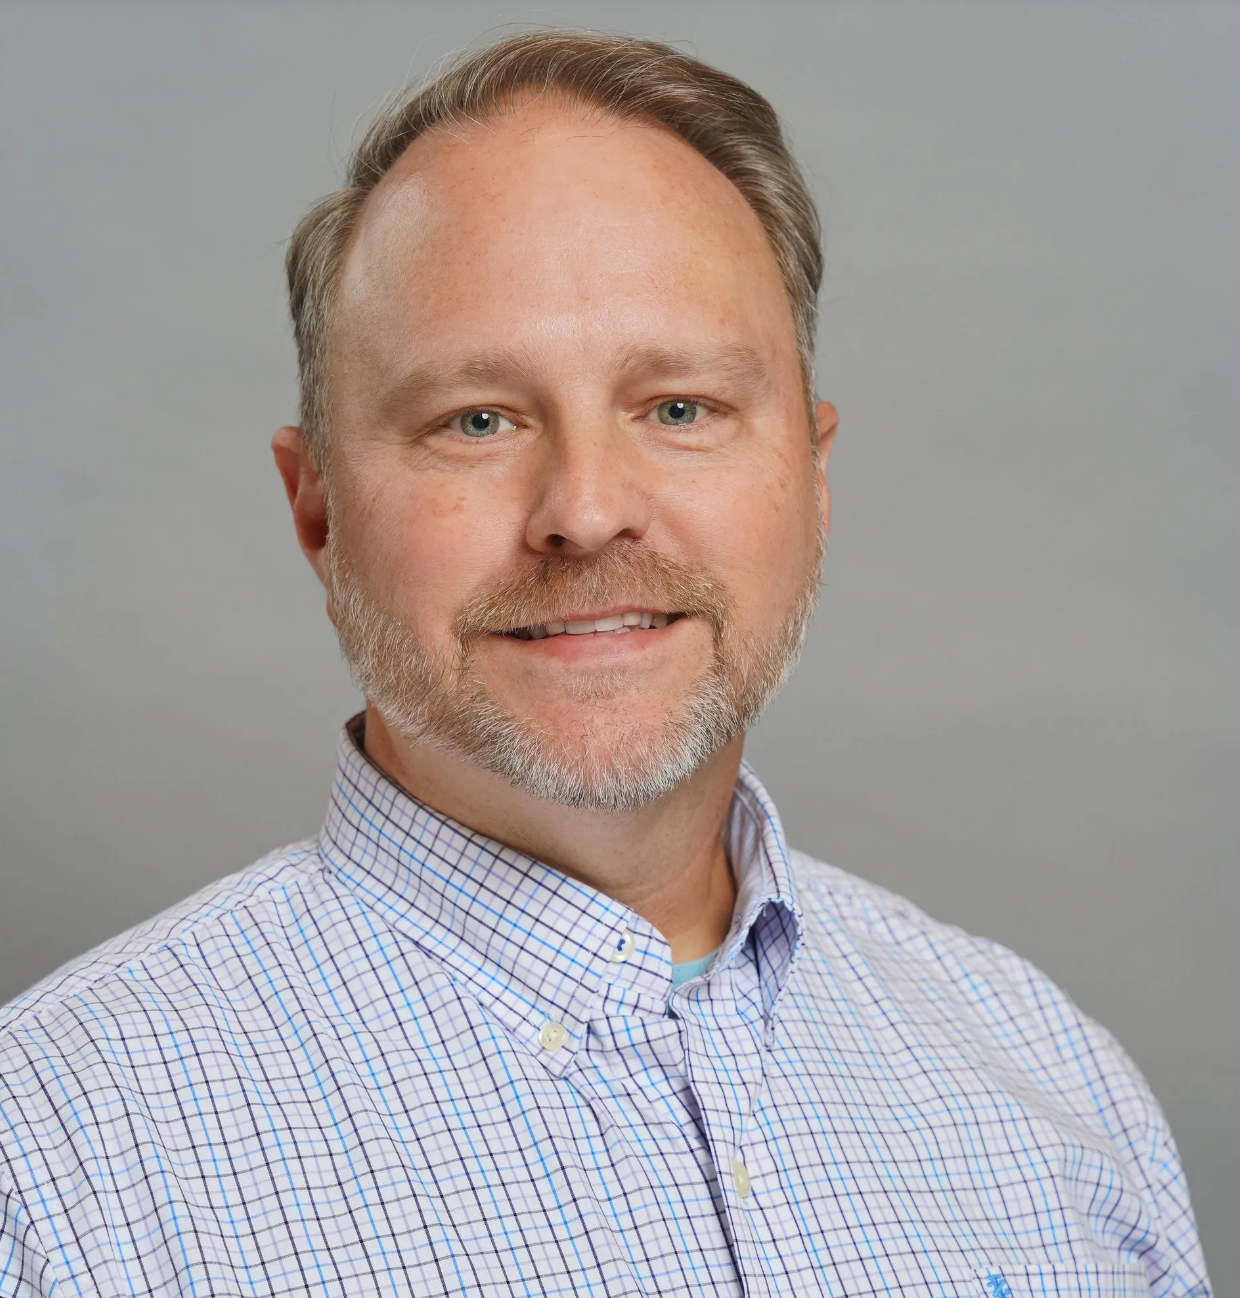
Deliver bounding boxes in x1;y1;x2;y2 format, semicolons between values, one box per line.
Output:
1;0;1235;1278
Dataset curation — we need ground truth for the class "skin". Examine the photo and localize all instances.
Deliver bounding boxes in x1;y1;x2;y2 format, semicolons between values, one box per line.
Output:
274;96;837;963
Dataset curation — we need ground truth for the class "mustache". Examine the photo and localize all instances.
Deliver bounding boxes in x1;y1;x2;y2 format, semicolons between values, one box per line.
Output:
454;541;731;646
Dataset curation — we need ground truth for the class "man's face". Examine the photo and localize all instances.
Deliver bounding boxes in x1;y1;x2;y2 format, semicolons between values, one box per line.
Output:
321;98;833;809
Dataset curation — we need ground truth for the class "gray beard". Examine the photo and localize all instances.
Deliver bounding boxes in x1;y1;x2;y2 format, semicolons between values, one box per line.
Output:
326;534;822;812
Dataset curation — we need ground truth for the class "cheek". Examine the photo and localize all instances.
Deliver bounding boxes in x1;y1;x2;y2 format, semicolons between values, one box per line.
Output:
685;455;818;621
336;466;519;632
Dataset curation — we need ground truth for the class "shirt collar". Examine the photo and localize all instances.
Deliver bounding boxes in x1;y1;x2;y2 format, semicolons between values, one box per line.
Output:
320;716;803;1071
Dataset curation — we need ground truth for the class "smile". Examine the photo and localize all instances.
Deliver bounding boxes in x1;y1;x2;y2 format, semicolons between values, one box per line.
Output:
504;611;680;640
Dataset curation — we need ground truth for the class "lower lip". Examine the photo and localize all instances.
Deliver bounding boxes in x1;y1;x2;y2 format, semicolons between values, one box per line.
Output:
489;618;685;659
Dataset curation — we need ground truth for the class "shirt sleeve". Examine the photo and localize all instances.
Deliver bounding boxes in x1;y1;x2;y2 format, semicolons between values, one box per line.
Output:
1014;958;1213;1298
0;1167;57;1298
1101;1043;1211;1298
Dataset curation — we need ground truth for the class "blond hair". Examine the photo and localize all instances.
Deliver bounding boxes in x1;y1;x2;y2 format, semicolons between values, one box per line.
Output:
286;29;823;463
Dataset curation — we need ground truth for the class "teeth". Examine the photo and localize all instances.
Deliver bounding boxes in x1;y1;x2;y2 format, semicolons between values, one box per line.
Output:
511;612;673;639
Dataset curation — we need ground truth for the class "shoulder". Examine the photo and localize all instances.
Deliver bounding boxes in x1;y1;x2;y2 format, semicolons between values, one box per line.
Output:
786;848;1161;1152
791;847;1067;1000
783;851;1208;1290
788;848;1111;1052
0;840;328;1042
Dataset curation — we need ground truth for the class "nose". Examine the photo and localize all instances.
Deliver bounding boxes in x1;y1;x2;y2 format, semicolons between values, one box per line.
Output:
524;416;653;556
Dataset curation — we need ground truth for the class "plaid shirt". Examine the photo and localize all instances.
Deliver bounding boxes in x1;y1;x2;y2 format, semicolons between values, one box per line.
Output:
0;720;1210;1297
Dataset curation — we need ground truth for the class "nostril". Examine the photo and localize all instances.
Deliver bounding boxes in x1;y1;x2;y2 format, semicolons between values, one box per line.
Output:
548;534;567;548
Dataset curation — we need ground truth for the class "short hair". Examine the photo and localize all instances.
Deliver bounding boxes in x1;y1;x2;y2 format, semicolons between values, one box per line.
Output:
286;29;823;465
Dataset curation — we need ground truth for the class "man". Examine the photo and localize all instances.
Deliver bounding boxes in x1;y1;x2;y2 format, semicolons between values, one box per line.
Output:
0;29;1210;1297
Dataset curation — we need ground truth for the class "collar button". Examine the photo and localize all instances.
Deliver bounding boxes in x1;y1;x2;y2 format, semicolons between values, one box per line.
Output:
608;927;636;963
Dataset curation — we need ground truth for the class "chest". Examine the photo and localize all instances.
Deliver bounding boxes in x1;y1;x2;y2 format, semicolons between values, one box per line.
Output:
30;984;1150;1298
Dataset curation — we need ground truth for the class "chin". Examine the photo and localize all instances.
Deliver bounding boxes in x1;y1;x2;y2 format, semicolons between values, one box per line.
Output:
478;731;718;813
467;683;747;813
500;685;678;726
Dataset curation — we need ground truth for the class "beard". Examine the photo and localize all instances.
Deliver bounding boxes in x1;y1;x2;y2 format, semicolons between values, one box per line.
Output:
327;531;823;812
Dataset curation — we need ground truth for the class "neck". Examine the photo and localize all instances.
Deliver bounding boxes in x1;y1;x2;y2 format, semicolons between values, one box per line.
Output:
362;704;741;963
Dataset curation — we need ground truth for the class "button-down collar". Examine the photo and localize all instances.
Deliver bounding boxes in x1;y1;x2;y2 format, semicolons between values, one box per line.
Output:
319;717;804;1072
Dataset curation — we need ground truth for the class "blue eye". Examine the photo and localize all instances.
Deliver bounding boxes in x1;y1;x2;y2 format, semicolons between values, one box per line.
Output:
457;409;511;438
655;399;700;426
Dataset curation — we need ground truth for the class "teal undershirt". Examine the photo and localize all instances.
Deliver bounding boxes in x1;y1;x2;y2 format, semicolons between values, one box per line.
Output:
670;948;719;990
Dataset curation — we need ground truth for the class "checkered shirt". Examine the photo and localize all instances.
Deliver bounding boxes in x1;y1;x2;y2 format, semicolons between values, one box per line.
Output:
0;720;1210;1297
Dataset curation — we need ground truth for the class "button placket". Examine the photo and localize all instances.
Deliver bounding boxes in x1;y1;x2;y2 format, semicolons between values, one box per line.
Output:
676;956;772;1251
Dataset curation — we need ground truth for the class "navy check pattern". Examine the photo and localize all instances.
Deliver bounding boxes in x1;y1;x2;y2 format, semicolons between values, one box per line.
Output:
0;719;1210;1296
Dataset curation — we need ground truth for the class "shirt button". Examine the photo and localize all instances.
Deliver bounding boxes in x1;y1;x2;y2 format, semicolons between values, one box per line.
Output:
731;1160;752;1199
608;927;636;963
538;1022;568;1051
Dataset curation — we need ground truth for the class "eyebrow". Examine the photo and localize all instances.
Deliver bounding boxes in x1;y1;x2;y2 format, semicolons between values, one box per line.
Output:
373;340;768;415
375;341;770;422
375;350;536;422
609;341;768;387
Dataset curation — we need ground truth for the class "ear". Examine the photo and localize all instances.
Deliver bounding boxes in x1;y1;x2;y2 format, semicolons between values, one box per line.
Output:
814;400;838;528
272;425;332;595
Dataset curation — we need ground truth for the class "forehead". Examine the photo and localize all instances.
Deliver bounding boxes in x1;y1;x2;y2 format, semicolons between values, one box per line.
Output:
334;96;794;380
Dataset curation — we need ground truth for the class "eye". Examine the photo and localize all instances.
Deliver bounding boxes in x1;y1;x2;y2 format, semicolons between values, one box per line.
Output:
651;399;702;427
455;409;515;438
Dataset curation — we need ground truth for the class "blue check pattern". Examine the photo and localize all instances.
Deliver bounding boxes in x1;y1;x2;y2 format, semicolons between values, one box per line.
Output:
0;719;1210;1297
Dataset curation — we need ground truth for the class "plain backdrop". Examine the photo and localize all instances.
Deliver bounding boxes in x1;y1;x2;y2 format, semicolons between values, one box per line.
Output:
1;0;1236;1279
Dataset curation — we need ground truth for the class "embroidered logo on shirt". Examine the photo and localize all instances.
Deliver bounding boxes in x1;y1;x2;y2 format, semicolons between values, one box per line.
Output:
983;1274;1013;1298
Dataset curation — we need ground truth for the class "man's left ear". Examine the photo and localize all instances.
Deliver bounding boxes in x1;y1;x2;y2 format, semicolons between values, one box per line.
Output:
814;400;838;473
813;400;837;530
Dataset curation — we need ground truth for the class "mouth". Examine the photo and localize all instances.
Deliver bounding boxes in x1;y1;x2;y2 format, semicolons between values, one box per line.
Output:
502;610;681;641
